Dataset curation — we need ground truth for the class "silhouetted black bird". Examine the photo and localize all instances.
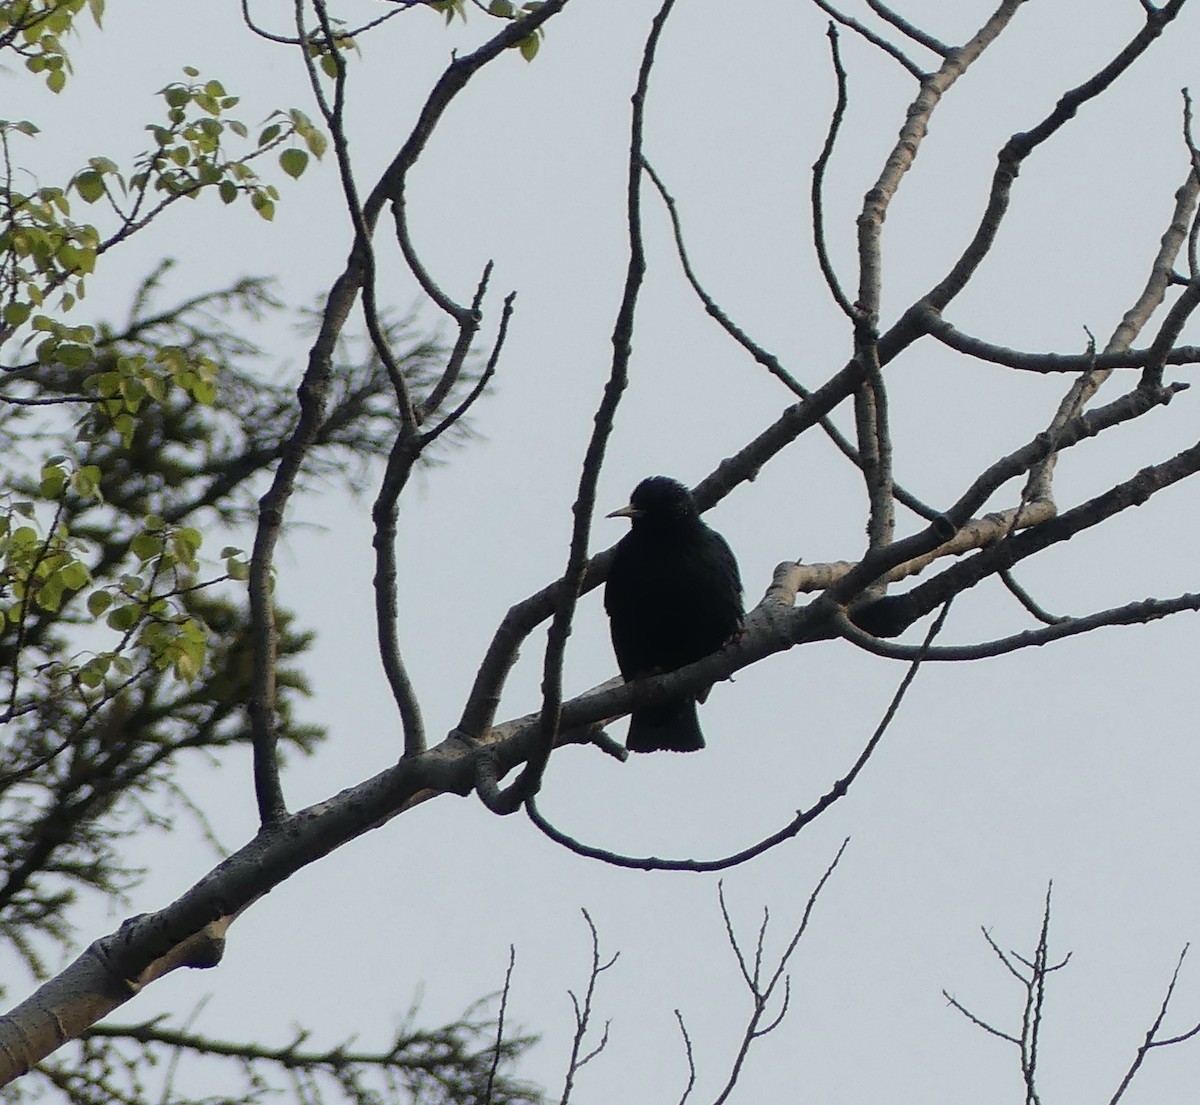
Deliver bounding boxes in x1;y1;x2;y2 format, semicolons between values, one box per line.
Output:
604;476;743;753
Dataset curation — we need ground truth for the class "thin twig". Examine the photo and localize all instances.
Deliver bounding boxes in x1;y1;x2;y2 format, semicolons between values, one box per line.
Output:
484;946;517;1105
524;603;951;871
1000;569;1066;625
863;0;950;56
559;909;617;1105
807;0;925;79
811;23;856;320
673;1010;696;1105
711;840;849;1104
476;0;676;813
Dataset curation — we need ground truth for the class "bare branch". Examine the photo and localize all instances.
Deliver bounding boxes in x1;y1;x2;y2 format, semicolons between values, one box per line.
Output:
1028;160;1199;502
807;0;926;79
558;910;617;1105
925;0;1191;314
947;885;1069;1104
642;158;811;397
484;946;517;1105
710;840;849;1104
999;570;1066;626
673;1010;696;1105
863;0;950;56
644;155;939;521
1109;945;1200;1103
943;989;1021;1045
852;428;1200;635
811;23;855;321
862;1;1030;321
921;305;1200;373
246;0;572;823
477;0;676;812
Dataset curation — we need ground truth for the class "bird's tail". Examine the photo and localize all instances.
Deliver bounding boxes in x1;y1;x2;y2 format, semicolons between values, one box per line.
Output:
625;698;705;753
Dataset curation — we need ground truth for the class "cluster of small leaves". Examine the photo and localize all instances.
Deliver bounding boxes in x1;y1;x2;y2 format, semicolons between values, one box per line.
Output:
60;68;325;232
425;0;545;59
0;69;326;337
263;109;327;185
0;483;91;620
0;130;100;323
0;464;213;688
0;269;492;1097
305;18;360;82
0;0;105;93
80;344;219;446
85;515;211;684
0;281;328;972
427;0;468;23
486;0;546;61
133;70;278;219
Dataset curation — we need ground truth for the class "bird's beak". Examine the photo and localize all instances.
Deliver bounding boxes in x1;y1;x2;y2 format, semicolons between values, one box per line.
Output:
606;504;637;519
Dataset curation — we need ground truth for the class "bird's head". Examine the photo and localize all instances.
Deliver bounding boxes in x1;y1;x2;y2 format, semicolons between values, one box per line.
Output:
607;476;698;525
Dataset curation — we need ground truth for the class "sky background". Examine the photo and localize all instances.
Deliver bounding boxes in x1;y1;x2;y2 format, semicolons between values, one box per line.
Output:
6;0;1200;1101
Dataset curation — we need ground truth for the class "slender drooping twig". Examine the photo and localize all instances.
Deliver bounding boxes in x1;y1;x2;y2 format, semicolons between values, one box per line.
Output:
524;603;951;871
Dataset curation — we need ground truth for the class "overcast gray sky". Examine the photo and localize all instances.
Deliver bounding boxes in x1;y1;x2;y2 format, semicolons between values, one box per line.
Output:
7;0;1200;1101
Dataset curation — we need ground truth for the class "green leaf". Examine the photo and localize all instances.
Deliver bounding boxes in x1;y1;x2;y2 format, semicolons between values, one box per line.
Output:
3;302;31;326
47;68;67;94
518;32;539;61
74;170;105;203
250;194;275;222
489;0;514;14
130;532;161;561
71;464;102;498
59;561;90;590
113;412;135;446
77;662;106;688
191;378;217;404
37;575;65;611
279;148;309;180
304;129;328;159
40;466;66;499
87;589;113;616
106;603;139;631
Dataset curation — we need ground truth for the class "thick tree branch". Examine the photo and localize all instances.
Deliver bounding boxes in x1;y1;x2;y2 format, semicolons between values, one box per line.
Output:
246;0;573;822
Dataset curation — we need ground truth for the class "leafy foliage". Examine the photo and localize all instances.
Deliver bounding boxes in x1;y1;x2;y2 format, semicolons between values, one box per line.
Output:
0;261;485;968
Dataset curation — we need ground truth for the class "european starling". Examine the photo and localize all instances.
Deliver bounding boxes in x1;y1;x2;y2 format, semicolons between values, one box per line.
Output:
604;476;743;753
